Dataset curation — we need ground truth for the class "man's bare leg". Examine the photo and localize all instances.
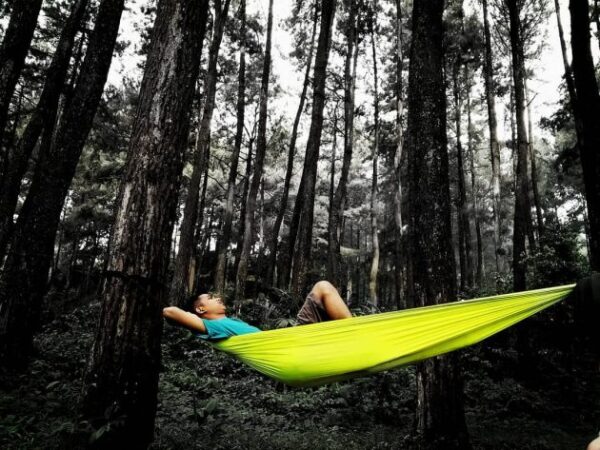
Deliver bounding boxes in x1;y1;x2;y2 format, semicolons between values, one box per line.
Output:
311;280;352;320
588;436;600;450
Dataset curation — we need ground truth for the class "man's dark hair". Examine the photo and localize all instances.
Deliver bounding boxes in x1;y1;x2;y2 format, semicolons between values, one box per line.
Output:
184;293;202;313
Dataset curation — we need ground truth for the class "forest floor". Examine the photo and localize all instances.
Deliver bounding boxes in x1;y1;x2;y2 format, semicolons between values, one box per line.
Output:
0;297;599;449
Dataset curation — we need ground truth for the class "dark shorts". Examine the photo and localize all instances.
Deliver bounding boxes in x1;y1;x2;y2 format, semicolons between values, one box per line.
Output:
296;292;330;325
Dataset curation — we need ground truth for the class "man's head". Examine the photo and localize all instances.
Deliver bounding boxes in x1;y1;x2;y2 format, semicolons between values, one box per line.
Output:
185;292;226;319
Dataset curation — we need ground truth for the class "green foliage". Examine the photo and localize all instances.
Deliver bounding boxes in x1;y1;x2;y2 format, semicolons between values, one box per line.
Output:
526;222;588;289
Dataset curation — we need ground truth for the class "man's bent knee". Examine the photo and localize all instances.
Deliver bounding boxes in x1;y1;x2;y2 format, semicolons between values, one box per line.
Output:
588;436;600;450
312;280;336;293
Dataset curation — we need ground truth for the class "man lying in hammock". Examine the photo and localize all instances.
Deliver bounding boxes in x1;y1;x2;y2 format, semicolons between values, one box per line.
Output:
162;280;352;341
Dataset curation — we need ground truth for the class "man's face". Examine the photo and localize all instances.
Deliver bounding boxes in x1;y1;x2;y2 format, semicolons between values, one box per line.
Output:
195;293;226;315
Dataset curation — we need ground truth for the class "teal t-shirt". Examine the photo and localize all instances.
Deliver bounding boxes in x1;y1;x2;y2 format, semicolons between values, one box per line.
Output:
194;317;260;341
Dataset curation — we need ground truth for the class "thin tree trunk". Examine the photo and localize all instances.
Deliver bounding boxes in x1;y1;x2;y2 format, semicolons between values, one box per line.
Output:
369;15;380;307
0;0;43;155
524;77;543;236
233;136;254;280
266;1;318;288
0;0;89;261
465;66;483;287
170;0;229;305
481;0;503;275
394;0;405;309
508;0;533;292
452;64;473;292
0;0;126;368
235;0;274;302
570;0;600;271
326;0;357;287
79;1;206;446
290;0;337;297
554;0;583;145
214;0;246;294
406;0;471;448
329;110;338;220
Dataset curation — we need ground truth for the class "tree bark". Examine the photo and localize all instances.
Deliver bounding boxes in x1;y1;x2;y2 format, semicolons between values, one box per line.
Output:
235;0;274;302
452;63;473;292
394;0;406;309
369;15;380;306
406;0;471;448
0;0;43;158
233;135;254;280
570;0;600;271
507;0;532;292
0;0;89;262
524;77;543;237
465;67;483;287
326;0;357;287
266;1;318;288
290;0;337;297
79;1;206;446
481;0;503;274
0;0;125;369
214;0;246;294
170;0;229;305
554;0;582;146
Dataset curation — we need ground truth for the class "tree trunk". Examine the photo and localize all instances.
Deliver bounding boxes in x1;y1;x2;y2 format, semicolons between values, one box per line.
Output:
290;0;337;297
326;0;356;287
170;0;229;305
507;0;532;292
79;1;206;446
266;1;318;288
0;0;43;156
394;0;405;309
0;0;125;369
329;109;338;222
570;0;600;272
524;78;543;237
465;67;483;287
369;16;380;307
481;0;503;274
233;135;254;279
0;0;89;262
406;0;471;448
452;63;473;292
235;0;274;302
214;0;246;294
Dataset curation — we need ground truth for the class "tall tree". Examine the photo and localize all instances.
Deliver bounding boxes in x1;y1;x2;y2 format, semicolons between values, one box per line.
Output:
170;0;230;305
265;0;318;287
524;78;543;236
570;0;600;271
481;0;503;273
0;0;126;368
214;0;247;294
0;0;89;261
394;0;406;308
368;7;380;306
507;0;533;291
405;0;471;448
554;0;580;135
79;0;207;446
235;0;274;302
465;66;483;287
326;0;357;287
452;62;474;292
290;0;338;296
0;0;43;159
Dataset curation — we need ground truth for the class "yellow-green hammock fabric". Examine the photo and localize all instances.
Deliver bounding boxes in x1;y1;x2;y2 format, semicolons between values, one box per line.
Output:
212;284;575;387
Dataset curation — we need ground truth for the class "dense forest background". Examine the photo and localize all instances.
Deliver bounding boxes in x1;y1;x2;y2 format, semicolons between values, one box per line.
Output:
0;0;599;448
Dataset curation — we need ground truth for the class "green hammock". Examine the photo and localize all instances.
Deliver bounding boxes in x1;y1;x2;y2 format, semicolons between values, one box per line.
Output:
212;284;575;387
